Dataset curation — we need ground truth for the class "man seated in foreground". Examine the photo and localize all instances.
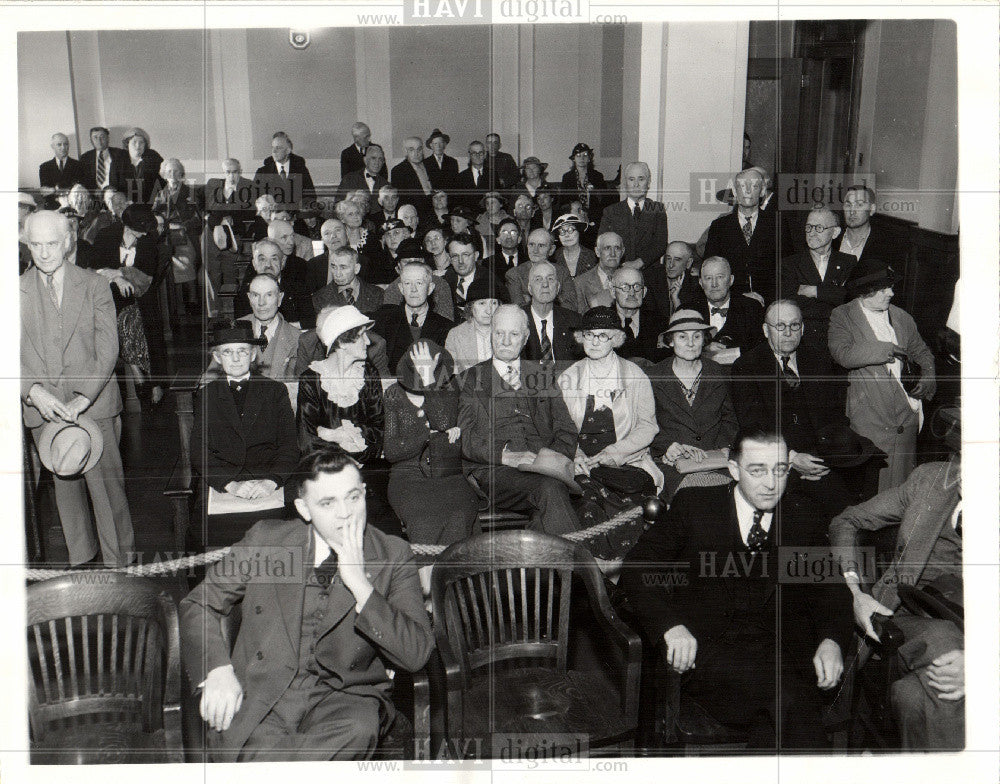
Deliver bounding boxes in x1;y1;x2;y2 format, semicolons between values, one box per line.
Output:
179;448;434;761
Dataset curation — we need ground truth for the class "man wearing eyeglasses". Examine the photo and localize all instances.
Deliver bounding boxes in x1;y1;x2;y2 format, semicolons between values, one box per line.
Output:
731;299;865;518
191;321;299;539
779;205;857;354
621;430;852;750
610;267;665;362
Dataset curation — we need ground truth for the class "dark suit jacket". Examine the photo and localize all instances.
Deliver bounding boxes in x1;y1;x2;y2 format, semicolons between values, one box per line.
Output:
453;166;496;209
621;483;853;656
779;250;857;351
190;376;299;491
692;293;765;352
704;208;779;300
645;266;702;321
647;356;737;458
490;248;527;280
423;153;459;191
336;168;389;210
559;167;611;221
598;199;669;266
20;264;122;429
233;255;315;329
457;359;578;466
839;223;902;269
311;276;385;316
522;304;582;365
619;303;668;363
79;146;130;192
178;517;433;758
389;160;432;210
122;149;165;204
730;341;848;455
39;157;84;189
372;304;453;370
89;224;167;312
443;264;508;323
340;143;388;179
486;151;520;189
202;177;258;233
254;153;316;208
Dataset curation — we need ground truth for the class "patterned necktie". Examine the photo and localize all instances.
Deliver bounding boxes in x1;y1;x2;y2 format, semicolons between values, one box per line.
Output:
258;324;269;351
505;365;520;390
539;319;553;361
96;151;108;188
343;287;356;306
45;273;60;311
632;202;641;221
743;215;754;245
781;356;800;389
622;317;636;340
410;311;420;328
710;306;728;318
746;510;768;553
314;550;339;590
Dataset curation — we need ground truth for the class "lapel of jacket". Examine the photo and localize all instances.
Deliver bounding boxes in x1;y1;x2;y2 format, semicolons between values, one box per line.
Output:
313;531;382;640
214;377;245;439
59;264;87;348
273;523;311;651
21;273;45;362
241;377;267;432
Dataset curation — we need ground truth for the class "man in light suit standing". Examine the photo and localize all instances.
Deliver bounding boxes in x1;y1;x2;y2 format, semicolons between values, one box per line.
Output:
21;210;134;566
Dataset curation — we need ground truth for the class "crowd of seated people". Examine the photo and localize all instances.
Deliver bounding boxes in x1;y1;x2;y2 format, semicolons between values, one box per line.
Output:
21;119;958;759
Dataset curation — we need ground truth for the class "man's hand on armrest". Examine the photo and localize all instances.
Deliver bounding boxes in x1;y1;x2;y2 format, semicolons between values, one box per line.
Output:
844;571;893;641
663;624;697;673
199;664;244;732
813;638;844;690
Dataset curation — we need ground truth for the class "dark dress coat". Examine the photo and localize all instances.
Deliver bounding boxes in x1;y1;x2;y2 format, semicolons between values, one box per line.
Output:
79;146;131;193
703;208;780;301
371;304;453;370
521;304;582;367
254;153;316;208
123;149;165;204
691;293;765;352
39;156;84;190
779;250;857;353
598;198;669;267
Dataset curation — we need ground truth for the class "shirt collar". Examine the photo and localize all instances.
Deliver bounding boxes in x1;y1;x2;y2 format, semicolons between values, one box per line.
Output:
38;264;65;288
773;348;797;368
734;485;773;535
405;303;429;321
626;197;646;211
493;357;521;378
312;527;332;568
339;278;360;296
227;372;251;384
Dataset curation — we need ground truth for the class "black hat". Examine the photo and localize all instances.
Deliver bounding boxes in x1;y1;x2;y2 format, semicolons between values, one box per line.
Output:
425;128;451;148
576;305;626;333
464;275;509;305
395;237;427;262
209;319;266;348
381;217;408;236
479;190;506;210
569;142;595;160
534;182;556;196
395;340;455;393
846;257;895;299
121;203;158;235
448;205;476;223
814;424;881;469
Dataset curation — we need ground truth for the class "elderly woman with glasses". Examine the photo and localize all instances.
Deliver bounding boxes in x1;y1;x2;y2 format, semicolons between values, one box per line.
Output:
297;305;403;536
828;258;936;490
551;213;597;278
648;309;738;499
557;306;662;553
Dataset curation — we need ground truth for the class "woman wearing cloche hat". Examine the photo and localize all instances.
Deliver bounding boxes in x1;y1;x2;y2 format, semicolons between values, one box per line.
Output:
296;305;404;536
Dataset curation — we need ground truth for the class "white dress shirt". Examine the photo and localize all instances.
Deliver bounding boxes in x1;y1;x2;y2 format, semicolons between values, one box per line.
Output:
708;297;731;334
737;208;760;235
859;303;921;415
530;307;555;351
405;303;429;328
626;197;647;214
120;244;137;267
773;349;799;376
492;357;521;389
734;486;773;545
810;249;831;282
839;227;870;260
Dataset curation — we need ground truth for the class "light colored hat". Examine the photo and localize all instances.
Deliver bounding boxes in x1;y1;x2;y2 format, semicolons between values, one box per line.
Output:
317;305;374;350
517;447;582;495
37;417;104;477
661;309;711;334
122;126;151;147
18;192;37;209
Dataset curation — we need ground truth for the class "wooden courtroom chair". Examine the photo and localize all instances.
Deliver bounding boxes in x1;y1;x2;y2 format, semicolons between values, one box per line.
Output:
415;530;641;759
26;573;183;764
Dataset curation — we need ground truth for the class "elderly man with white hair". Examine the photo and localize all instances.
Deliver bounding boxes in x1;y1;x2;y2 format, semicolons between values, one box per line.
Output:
21;210;134;567
598;161;669;268
39;131;83;191
390;136;434;212
234;232;315;328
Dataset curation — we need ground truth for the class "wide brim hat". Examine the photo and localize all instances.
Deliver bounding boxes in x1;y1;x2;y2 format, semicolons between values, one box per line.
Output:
464;275;510;305
569;142;595;159
517;447;582;495
381;217;408;236
316;305;374;350
551;213;588;234
122;126;151;147
846;258;895;299
661;308;711;335
479;190;506;210
395;340;455;393
37;417;104;477
425;128;451;148
395;237;427;261
122;203;158;235
209;319;267;349
814;424;881;469
521;156;548;173
576;305;626;334
447;205;477;222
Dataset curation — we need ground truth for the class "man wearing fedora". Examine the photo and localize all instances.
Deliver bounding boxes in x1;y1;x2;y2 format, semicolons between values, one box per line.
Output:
423;129;458;192
830;429;963;750
22;210;135;567
731;299;872;517
457;304;582;536
598;161;669;270
192;320;298;511
180;448;433;761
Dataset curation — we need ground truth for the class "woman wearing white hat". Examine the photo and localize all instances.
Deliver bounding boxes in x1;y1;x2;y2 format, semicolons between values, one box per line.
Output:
296;305;403;536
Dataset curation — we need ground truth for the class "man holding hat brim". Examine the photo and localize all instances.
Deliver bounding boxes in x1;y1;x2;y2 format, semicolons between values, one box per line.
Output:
458;304;583;536
191;320;298;517
732;298;877;518
92;202;171;403
828;258;936;491
22;210;135;567
383;341;481;545
423;129;458;192
445;272;509;373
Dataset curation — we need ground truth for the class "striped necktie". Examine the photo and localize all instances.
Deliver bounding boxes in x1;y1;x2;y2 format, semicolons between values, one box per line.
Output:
96;152;108;188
